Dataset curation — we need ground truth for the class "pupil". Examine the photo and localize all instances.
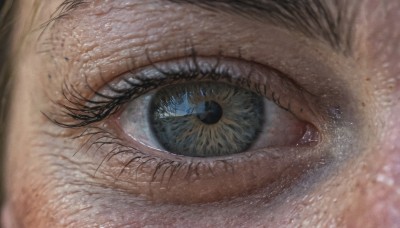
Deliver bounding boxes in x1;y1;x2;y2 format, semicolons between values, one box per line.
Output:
195;100;223;125
149;81;265;157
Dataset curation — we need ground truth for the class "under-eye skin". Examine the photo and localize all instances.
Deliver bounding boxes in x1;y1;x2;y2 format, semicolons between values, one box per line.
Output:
52;53;326;204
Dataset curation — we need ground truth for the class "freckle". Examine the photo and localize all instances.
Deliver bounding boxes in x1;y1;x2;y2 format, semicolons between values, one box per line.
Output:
64;57;69;61
48;74;52;80
361;102;366;107
366;78;371;81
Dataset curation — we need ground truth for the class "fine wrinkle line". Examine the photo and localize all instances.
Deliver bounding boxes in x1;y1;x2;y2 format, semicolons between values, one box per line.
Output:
42;0;358;55
170;0;358;55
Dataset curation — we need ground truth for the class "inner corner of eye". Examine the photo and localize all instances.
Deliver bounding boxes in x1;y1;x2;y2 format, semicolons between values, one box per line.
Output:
117;80;318;158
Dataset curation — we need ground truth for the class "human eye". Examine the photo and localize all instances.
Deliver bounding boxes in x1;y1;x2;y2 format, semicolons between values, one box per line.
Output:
41;0;360;214
9;0;400;226
53;52;323;203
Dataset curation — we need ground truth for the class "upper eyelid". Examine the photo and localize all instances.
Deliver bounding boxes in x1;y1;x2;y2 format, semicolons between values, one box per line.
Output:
38;1;351;129
39;1;354;90
39;13;338;90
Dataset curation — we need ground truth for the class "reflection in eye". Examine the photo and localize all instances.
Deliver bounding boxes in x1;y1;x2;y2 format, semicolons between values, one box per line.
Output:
56;55;322;203
149;82;264;157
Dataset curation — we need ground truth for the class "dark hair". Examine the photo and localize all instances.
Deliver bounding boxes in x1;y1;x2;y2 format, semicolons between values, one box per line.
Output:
0;0;16;204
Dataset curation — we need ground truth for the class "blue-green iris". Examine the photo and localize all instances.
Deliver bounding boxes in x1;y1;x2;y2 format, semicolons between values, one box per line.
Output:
149;81;264;157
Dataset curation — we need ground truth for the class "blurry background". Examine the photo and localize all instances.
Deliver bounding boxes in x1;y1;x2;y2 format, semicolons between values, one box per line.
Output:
0;0;5;207
0;0;13;207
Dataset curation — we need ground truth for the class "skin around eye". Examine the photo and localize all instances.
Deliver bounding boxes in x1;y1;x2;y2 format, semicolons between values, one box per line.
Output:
6;0;400;226
67;56;324;204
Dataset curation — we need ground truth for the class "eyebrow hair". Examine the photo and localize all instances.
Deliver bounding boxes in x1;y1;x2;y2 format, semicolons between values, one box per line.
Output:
50;0;357;55
171;0;357;55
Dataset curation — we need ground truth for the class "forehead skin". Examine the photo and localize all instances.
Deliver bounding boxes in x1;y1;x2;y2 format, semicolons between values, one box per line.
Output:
3;0;400;227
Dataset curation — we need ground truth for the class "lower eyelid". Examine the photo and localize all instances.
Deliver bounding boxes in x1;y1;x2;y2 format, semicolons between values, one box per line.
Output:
91;133;326;204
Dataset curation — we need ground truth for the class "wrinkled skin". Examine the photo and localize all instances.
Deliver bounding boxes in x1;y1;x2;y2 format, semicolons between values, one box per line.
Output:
2;0;400;227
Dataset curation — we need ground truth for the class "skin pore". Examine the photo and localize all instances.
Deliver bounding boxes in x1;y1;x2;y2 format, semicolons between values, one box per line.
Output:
2;0;400;227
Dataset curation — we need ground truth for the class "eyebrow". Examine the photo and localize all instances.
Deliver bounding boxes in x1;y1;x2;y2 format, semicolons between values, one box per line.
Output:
51;0;357;55
171;0;357;55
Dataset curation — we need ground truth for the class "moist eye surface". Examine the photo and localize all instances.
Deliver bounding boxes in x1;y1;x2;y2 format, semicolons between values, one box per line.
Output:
149;81;265;157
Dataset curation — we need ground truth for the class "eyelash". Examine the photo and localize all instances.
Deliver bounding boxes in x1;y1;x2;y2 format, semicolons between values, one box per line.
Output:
48;49;316;188
53;50;309;129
